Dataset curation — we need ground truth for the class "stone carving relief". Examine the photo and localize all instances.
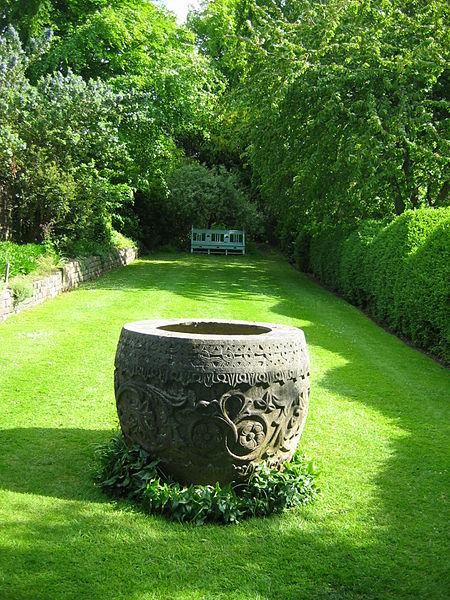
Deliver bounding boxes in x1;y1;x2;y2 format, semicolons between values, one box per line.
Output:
114;320;310;485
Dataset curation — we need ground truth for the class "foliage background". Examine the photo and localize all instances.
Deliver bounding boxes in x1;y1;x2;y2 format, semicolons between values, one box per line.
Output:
0;1;227;251
190;0;449;233
0;0;448;354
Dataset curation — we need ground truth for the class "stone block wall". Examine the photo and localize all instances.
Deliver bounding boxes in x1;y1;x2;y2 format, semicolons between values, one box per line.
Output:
0;247;137;321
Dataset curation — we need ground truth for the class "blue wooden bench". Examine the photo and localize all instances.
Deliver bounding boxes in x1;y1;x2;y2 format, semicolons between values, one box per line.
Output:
191;227;245;255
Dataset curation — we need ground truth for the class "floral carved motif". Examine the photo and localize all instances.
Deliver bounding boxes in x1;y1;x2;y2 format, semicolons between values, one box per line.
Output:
114;319;310;485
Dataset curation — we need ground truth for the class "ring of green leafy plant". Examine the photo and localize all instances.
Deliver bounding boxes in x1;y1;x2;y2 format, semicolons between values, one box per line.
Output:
94;433;319;525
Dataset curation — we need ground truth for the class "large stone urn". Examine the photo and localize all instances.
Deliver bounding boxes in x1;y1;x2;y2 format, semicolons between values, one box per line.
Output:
114;319;310;485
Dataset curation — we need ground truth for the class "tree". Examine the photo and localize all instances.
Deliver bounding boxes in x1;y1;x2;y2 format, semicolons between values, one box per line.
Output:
1;2;223;249
140;162;264;248
189;0;449;241
2;0;221;154
0;26;133;245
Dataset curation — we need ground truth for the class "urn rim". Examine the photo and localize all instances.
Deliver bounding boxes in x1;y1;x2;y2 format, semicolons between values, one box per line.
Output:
122;318;304;341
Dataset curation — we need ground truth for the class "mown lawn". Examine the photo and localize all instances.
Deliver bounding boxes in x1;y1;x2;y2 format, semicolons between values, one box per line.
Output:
0;249;449;600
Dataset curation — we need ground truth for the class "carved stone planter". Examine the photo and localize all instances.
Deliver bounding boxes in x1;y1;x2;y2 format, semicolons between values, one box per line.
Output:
114;319;310;485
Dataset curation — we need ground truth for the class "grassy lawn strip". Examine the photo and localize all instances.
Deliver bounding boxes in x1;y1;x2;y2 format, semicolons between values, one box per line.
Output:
0;249;449;599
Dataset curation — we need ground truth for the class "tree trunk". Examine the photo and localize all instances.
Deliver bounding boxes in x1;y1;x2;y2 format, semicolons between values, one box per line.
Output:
436;180;449;206
402;141;420;208
410;186;419;208
0;184;12;240
426;183;432;207
391;176;405;215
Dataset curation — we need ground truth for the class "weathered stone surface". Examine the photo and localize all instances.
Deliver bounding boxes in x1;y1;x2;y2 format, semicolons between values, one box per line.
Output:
114;319;310;485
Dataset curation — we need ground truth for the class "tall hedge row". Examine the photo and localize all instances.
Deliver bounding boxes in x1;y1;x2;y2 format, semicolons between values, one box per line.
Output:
304;209;450;363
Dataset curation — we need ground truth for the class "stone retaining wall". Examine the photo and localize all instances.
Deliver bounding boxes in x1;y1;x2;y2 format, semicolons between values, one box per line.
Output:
0;247;137;321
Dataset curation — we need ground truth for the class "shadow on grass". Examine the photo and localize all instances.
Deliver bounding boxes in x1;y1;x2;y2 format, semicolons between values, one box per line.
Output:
271;281;450;598
0;428;381;599
0;492;378;600
97;251;449;597
0;427;111;502
0;430;396;600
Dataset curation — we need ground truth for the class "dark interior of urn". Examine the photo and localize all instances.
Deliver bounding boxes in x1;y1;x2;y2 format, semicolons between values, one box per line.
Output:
157;321;272;336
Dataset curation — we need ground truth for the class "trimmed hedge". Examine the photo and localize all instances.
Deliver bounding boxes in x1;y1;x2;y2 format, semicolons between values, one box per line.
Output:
304;208;450;363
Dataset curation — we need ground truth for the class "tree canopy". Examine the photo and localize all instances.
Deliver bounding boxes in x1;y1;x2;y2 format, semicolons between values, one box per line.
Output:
0;0;448;250
0;1;223;249
190;0;449;240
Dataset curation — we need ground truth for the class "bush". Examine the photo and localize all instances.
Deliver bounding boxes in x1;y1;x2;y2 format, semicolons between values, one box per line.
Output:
94;433;319;525
0;28;136;248
309;226;352;290
309;208;450;363
277;220;297;263
339;220;386;306
59;229;136;261
10;277;34;305
364;209;450;361
0;232;135;285
293;230;312;272
0;241;51;280
161;163;264;249
397;223;448;358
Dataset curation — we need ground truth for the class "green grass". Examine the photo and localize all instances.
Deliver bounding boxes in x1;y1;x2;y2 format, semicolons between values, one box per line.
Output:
0;249;449;600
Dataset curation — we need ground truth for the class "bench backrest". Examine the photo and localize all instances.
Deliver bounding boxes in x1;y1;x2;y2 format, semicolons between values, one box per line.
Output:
191;228;245;254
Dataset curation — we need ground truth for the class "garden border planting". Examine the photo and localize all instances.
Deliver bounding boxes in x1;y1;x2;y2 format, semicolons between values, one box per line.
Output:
0;247;136;321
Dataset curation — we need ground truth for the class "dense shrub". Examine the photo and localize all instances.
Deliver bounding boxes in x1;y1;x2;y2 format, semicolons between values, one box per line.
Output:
58;230;137;261
0;231;135;283
364;209;450;361
293;230;312;272
0;241;52;280
140;162;264;250
0;27;134;246
309;208;450;362
397;224;448;358
309;227;352;290
339;220;386;306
